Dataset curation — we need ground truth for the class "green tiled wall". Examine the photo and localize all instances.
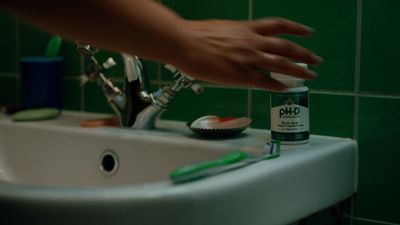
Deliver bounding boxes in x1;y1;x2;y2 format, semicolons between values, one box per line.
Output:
253;0;357;91
19;22;51;58
356;97;400;222
360;0;400;95
0;13;17;73
163;0;248;20
0;1;400;224
0;76;18;104
62;78;81;111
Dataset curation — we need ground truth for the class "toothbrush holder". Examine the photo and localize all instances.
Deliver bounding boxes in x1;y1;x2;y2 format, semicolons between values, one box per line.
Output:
20;56;63;109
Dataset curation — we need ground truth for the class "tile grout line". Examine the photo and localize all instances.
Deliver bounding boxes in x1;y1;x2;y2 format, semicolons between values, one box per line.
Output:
353;216;400;225
247;0;253;119
310;89;356;96
353;0;363;142
248;0;253;19
351;0;363;223
358;92;400;99
311;89;400;99
15;17;21;104
343;215;400;225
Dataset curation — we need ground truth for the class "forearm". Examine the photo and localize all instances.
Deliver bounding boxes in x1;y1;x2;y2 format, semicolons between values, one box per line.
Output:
1;0;322;90
0;0;191;64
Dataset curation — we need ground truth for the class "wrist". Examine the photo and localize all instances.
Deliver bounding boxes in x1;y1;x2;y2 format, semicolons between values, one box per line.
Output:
164;20;201;68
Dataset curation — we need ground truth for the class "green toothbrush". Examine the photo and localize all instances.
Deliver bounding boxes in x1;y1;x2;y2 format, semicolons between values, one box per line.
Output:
170;140;280;184
44;36;62;58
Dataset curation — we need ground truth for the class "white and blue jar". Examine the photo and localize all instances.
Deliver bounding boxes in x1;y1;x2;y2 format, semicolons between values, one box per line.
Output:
270;63;309;144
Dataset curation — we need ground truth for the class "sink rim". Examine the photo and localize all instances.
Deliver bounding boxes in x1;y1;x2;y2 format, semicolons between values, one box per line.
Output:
0;137;355;202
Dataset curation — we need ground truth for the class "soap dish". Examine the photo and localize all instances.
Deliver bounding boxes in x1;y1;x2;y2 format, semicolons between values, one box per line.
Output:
187;116;251;138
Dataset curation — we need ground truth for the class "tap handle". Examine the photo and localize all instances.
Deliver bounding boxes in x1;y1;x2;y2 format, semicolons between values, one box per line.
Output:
164;64;194;81
99;74;123;96
164;64;204;94
102;57;117;69
164;64;178;74
79;56;117;86
190;83;204;95
77;44;99;57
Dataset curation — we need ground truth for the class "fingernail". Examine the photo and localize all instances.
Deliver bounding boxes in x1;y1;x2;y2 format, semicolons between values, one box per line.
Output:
303;25;315;33
312;55;323;64
307;70;318;78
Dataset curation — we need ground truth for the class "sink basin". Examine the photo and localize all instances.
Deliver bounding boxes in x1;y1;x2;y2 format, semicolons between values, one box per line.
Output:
0;111;357;225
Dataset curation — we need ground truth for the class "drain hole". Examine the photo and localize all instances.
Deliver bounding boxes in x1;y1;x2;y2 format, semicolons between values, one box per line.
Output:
102;154;116;172
100;150;119;176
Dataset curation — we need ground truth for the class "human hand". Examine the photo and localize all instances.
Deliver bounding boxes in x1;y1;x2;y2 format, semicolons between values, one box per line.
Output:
174;18;322;91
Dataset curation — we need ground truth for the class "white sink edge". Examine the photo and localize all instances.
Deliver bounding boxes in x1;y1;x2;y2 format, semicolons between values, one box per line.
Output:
0;136;357;203
0;111;358;225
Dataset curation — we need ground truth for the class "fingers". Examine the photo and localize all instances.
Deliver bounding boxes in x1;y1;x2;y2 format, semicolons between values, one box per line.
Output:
212;63;297;91
250;52;317;80
180;17;322;91
256;37;322;66
247;17;313;37
245;69;287;91
192;62;288;91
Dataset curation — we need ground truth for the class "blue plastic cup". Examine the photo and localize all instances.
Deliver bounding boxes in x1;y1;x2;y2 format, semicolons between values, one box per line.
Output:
20;56;63;109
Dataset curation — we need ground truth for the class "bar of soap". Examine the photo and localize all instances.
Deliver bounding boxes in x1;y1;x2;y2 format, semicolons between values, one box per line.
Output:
80;116;120;127
12;108;60;122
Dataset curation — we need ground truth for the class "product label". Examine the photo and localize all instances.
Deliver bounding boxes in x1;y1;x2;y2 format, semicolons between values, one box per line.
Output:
270;91;309;141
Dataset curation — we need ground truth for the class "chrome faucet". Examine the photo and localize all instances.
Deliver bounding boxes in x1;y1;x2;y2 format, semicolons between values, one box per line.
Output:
77;44;203;129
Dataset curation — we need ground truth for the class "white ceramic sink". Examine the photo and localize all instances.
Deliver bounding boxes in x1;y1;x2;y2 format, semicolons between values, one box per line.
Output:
0;111;357;225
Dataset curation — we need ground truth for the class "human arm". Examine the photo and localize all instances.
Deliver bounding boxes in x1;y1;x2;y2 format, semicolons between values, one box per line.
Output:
0;0;322;90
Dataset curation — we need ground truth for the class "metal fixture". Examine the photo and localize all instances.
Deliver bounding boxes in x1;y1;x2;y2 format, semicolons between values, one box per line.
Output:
77;44;204;129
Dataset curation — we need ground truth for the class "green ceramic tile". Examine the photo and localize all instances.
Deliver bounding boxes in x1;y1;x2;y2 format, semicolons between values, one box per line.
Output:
19;22;51;57
161;65;175;82
161;87;248;122
343;217;352;225
62;78;82;111
355;96;400;223
84;81;123;114
360;0;400;94
163;0;248;20
0;76;17;104
0;12;17;73
141;59;160;83
60;41;81;76
251;89;270;129
253;0;357;91
83;50;125;78
309;93;354;138
19;23;78;76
